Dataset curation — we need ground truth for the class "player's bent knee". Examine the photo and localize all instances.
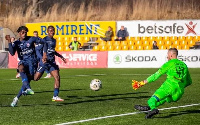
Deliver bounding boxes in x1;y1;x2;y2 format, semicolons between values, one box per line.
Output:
34;76;39;81
34;73;41;81
54;75;60;81
18;65;25;72
147;97;158;109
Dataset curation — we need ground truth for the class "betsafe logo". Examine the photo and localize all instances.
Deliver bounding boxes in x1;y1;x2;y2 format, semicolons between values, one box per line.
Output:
113;55;122;64
138;23;184;34
185;21;197;35
138;21;198;35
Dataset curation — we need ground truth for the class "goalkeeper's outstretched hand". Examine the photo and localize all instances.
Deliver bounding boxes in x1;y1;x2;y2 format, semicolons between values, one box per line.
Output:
132;80;146;90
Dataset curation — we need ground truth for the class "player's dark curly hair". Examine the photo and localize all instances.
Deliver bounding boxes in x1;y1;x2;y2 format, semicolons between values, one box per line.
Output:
17;26;28;33
169;48;178;55
48;25;55;30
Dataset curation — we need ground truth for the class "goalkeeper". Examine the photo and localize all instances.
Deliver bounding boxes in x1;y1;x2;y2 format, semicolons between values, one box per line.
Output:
132;48;192;119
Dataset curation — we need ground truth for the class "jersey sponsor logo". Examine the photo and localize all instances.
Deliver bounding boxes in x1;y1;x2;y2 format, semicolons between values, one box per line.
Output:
125;55;157;62
62;54;97;61
26;43;30;47
47;49;55;53
178;55;200;62
46;40;53;44
35;43;42;47
21;48;34;55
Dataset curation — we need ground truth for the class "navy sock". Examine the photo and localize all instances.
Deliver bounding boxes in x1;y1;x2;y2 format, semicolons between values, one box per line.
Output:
20;72;31;89
17;85;26;98
53;88;59;97
45;69;50;74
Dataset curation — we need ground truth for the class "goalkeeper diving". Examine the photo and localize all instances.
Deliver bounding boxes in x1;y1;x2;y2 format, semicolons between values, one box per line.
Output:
132;48;192;119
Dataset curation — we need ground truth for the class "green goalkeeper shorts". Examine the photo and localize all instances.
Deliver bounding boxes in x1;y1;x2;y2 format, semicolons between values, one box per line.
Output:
152;80;184;103
147;80;185;110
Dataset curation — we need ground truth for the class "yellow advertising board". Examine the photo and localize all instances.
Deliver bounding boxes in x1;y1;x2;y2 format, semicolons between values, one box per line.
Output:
26;21;116;38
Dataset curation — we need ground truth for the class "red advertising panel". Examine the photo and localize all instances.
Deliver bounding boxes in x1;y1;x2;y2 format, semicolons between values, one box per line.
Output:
56;51;108;68
8;51;108;68
8;54;19;68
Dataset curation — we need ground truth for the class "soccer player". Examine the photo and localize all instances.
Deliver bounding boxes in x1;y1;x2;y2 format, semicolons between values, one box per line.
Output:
132;48;192;119
33;31;51;78
6;26;40;107
34;26;66;101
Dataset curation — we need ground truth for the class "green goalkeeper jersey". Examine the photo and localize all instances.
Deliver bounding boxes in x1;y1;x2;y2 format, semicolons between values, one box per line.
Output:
147;59;192;89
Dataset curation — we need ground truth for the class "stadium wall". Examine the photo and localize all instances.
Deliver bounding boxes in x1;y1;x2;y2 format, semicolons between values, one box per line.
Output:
0;52;8;68
8;50;200;68
26;20;200;37
108;50;200;68
6;20;200;68
8;51;108;68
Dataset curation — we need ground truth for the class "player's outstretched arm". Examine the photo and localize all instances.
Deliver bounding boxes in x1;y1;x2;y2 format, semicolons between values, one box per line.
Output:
6;35;16;56
55;51;67;63
132;62;169;90
146;62;169;83
146;71;162;83
42;42;48;63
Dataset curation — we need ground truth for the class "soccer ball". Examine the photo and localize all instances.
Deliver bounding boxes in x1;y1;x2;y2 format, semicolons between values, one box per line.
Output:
90;79;102;91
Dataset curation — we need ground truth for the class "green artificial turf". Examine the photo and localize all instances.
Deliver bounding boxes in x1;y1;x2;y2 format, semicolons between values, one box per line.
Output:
0;68;199;125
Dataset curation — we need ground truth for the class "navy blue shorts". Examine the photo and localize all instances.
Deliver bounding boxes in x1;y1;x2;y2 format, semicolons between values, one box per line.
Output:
18;59;37;75
37;61;59;73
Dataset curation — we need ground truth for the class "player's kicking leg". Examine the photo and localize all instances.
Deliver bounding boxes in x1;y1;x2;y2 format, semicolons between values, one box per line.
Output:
134;84;171;118
11;64;34;107
134;96;161;119
50;69;64;102
34;64;45;81
16;69;20;78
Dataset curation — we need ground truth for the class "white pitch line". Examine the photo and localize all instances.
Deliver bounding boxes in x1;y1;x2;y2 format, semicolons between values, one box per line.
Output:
56;103;200;125
10;79;20;81
74;75;90;77
93;74;107;76
119;74;151;76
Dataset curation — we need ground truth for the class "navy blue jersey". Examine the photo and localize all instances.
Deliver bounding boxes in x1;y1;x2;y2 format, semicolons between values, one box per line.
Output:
35;37;44;61
43;36;63;62
9;36;39;61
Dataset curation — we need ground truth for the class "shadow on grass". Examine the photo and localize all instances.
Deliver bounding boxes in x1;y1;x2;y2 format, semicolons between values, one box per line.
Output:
34;89;85;94
0;91;150;107
62;95;151;106
156;110;200;118
1;92;150;107
84;92;148;98
0;89;85;96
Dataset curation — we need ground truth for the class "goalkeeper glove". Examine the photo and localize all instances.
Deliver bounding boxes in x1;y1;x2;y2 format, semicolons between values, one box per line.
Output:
132;80;146;90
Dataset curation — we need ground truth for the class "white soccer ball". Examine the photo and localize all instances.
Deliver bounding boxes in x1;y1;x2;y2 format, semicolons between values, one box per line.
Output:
90;79;102;91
